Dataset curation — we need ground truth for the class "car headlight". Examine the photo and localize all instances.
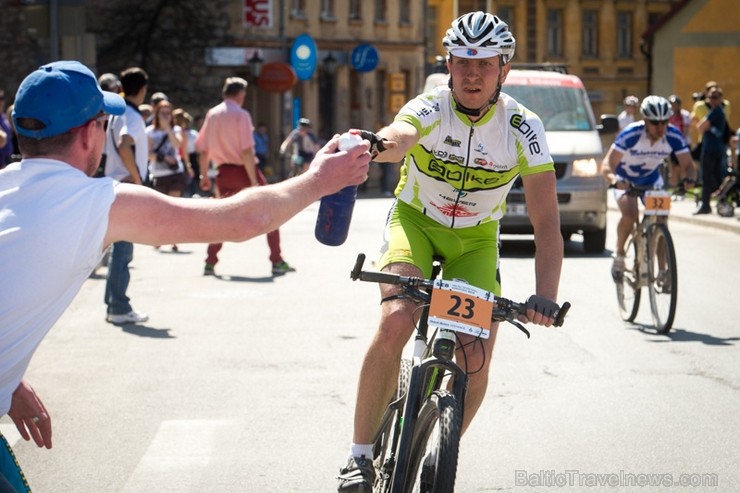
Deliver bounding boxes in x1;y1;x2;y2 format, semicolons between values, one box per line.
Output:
572;158;599;177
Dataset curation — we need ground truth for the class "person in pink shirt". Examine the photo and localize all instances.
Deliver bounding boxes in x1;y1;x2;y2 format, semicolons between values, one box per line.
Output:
197;77;295;276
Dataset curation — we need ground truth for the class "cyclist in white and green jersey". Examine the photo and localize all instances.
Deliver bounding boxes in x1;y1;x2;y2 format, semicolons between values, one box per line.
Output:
338;11;564;492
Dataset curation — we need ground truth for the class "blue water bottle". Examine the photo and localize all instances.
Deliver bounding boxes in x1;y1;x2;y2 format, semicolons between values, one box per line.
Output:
315;131;363;246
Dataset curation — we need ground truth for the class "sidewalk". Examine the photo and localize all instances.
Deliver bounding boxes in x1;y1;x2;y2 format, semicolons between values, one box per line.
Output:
607;191;740;235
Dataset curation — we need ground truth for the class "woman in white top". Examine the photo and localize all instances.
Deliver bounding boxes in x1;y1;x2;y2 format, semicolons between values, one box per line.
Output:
146;100;193;251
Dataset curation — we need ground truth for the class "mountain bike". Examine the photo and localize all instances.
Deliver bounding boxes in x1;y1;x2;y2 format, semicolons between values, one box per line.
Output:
613;184;678;333
350;253;570;492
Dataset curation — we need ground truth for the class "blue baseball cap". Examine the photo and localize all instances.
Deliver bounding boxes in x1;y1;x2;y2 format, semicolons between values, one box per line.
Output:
12;60;125;139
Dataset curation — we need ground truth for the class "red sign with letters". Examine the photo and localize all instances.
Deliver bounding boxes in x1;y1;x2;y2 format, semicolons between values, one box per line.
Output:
244;0;272;28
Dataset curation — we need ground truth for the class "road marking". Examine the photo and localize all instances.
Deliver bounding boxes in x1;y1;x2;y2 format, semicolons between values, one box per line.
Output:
121;419;231;491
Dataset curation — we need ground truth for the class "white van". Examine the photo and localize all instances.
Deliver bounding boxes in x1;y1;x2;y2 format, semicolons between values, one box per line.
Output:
500;68;618;253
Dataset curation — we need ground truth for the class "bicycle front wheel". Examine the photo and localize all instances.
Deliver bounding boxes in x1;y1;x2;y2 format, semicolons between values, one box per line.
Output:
616;231;641;322
404;390;462;493
647;223;677;333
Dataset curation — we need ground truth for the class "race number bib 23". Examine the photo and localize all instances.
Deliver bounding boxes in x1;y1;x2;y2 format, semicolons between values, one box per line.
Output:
428;279;495;339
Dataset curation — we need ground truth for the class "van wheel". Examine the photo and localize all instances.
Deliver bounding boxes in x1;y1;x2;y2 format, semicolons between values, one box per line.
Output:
583;228;606;254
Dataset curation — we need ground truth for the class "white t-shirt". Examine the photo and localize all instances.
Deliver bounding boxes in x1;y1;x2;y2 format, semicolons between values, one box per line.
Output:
618;110;636;130
104;103;149;182
0;159;115;415
146;125;184;178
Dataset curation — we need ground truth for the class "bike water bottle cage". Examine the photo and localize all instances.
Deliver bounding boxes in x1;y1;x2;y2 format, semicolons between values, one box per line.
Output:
358;130;389;157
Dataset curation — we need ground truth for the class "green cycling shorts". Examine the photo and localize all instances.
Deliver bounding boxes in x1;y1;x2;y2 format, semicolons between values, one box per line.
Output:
378;200;502;295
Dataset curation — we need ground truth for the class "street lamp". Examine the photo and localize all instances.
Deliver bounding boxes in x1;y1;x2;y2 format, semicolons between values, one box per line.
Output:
249;51;264;78
323;52;338;75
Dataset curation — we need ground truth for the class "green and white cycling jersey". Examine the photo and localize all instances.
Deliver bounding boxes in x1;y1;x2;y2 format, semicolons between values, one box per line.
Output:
393;88;555;228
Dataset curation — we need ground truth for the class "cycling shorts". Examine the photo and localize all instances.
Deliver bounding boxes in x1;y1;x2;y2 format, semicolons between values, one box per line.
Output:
378;200;502;295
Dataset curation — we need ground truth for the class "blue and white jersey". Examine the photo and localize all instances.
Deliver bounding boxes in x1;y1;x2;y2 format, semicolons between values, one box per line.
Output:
611;121;689;186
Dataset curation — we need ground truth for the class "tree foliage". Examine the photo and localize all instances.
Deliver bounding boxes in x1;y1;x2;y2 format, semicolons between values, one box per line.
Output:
90;0;233;114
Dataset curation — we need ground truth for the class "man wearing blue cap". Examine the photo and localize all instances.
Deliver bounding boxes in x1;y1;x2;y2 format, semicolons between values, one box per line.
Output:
0;60;372;490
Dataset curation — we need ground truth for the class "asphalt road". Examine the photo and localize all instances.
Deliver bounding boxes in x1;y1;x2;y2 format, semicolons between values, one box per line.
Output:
2;195;739;492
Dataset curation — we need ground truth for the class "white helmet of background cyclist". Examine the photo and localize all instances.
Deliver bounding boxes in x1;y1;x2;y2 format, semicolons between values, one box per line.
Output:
442;11;516;64
623;95;639;107
640;95;673;120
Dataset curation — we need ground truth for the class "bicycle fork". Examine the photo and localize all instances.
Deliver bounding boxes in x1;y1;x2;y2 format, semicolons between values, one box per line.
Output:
390;349;468;491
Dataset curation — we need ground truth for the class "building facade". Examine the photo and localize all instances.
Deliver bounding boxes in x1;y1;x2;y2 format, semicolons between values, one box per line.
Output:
1;0;737;179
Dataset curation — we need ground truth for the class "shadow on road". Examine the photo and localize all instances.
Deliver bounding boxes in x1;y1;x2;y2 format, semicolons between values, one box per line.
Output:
632;324;740;346
214;274;275;283
120;324;176;339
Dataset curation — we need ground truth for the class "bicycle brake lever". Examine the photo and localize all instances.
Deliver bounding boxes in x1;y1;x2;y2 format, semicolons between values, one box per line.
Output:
509;320;530;339
553;302;571;327
351;253;366;280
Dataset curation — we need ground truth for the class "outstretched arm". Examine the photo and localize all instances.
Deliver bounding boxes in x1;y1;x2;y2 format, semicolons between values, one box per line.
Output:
371;121;418;163
105;135;372;247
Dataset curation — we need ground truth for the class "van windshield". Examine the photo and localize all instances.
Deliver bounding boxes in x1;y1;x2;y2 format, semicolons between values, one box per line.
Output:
502;84;595;132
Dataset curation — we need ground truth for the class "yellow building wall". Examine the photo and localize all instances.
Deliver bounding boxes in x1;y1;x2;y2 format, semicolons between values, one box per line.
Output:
683;0;739;32
675;47;738;140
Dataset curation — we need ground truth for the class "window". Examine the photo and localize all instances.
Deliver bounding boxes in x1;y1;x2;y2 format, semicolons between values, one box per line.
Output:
647;12;663;29
458;0;487;11
291;0;306;18
349;0;362;21
399;0;410;24
546;9;563;58
374;0;386;22
321;0;335;20
582;9;598;58
497;6;514;27
617;11;632;58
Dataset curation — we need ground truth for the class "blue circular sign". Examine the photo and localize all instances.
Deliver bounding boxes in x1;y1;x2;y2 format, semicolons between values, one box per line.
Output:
351;44;379;73
290;34;317;80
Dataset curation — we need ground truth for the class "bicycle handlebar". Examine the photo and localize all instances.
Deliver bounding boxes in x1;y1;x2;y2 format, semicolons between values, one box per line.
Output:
351;253;571;328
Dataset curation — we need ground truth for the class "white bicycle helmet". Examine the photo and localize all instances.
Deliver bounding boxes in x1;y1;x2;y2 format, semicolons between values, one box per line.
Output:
640;95;673;120
623;95;639;107
442;11;516;64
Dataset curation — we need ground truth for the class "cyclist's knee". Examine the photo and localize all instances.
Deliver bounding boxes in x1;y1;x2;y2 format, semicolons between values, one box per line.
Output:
377;306;416;347
619;211;638;224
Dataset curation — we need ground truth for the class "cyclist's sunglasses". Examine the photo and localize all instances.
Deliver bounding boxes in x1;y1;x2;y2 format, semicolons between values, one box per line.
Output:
647;120;668;126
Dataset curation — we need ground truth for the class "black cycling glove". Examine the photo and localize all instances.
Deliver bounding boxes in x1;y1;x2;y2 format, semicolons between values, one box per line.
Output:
358;130;389;157
525;295;559;319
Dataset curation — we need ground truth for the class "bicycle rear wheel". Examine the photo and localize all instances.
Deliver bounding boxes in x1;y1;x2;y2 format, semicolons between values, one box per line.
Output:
373;359;412;493
404;390;462;493
647;223;677;333
616;232;641;322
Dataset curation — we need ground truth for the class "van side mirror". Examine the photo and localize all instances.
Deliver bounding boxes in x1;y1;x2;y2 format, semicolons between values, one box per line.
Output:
597;115;619;134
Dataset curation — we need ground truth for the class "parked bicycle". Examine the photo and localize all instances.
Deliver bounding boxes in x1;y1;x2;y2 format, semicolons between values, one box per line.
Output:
350;253;570;492
612;183;678;333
